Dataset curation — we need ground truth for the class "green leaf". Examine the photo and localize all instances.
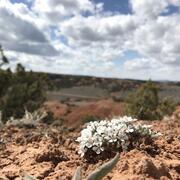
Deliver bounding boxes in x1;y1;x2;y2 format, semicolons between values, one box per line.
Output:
23;174;36;180
87;153;119;180
72;166;81;180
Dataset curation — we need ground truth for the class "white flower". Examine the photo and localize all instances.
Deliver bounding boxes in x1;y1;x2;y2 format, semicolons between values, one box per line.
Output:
77;116;161;157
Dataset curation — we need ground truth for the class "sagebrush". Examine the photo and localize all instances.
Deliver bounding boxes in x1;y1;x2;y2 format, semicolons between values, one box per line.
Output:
125;81;176;120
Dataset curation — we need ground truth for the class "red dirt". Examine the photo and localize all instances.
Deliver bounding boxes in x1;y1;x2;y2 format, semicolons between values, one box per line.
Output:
43;101;69;119
43;99;125;127
65;99;124;127
0;116;179;180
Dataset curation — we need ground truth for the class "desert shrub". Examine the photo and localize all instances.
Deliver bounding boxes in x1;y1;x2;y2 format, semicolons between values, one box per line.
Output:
0;64;51;122
77;116;161;158
0;68;12;97
125;81;176;120
157;97;176;118
0;46;53;122
6;110;48;128
0;46;12;98
82;115;100;124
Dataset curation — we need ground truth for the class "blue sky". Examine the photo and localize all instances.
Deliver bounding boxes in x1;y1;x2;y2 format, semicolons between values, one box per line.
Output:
0;0;180;80
94;0;132;14
10;0;33;7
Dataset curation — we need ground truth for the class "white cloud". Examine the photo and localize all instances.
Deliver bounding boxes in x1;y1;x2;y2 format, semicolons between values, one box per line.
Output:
124;58;156;71
130;14;180;65
61;14;136;44
170;0;180;6
32;0;101;24
0;0;58;56
0;0;180;80
130;0;169;19
59;14;137;66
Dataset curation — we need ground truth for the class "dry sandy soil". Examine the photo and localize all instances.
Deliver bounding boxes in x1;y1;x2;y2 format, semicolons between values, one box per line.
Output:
0;120;180;180
0;104;179;180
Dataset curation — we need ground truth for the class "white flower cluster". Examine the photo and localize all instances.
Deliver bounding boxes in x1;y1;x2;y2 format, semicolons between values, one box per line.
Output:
135;124;162;138
77;116;161;157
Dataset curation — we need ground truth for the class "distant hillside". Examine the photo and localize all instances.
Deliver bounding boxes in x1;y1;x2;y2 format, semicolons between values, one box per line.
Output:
47;73;180;103
48;73;147;90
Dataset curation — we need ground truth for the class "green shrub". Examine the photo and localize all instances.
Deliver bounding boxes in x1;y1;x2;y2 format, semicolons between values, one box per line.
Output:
0;46;54;122
0;64;51;122
125;81;176;120
157;97;176;118
0;68;12;97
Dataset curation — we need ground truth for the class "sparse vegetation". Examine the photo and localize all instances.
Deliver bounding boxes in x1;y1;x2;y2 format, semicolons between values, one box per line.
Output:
6;109;48;128
0;114;179;179
157;97;176;118
0;65;51;122
125;81;176;120
47;74;180;104
0;46;52;122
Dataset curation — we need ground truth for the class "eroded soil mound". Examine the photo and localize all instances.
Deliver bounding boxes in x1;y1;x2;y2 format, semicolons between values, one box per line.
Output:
66;99;124;127
44;99;124;128
0;116;179;180
43;101;69;119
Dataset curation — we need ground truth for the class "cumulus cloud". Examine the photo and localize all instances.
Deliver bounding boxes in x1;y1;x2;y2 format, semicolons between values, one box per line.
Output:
32;0;102;24
61;14;136;43
0;8;46;43
130;0;169;19
130;14;180;67
0;0;58;56
124;58;160;71
0;0;180;80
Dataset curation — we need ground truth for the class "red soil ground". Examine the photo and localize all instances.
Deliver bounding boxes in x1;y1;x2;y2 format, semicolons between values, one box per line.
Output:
66;99;124;127
43;101;69;119
0;102;179;180
44;99;124;127
0;121;179;179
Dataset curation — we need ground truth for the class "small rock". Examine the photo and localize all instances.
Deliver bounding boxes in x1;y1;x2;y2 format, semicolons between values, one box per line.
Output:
136;157;158;178
166;135;174;144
